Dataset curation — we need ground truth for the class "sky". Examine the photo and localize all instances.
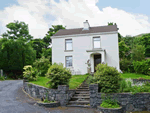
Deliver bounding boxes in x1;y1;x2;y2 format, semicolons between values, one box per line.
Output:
0;0;150;38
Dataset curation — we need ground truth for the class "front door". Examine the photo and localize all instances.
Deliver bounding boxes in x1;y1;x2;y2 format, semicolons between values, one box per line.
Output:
94;54;101;72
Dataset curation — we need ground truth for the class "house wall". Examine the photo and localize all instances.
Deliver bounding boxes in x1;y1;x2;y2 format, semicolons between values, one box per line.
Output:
52;32;120;75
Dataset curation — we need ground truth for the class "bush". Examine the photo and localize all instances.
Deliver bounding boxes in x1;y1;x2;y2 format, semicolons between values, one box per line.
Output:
120;58;134;72
133;59;150;75
23;65;38;81
94;64;122;93
118;78;150;94
86;75;97;84
0;76;5;81
33;56;51;76
46;63;72;89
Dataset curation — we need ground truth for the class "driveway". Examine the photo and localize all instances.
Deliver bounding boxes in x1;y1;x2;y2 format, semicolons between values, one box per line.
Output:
0;80;99;113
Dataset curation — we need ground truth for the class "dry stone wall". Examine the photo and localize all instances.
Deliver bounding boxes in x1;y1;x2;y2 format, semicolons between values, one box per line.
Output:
23;80;75;106
89;84;150;112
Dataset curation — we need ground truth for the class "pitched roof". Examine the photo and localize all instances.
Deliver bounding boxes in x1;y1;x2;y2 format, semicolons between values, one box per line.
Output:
53;25;118;36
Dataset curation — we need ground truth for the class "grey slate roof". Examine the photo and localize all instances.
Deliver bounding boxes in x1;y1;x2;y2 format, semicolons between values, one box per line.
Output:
53;25;118;36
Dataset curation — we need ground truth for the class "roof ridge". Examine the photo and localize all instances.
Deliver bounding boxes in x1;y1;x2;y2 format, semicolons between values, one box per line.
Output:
59;25;116;31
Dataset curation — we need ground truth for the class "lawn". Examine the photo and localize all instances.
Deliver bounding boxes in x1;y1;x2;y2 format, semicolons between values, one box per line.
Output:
30;74;88;89
121;73;150;79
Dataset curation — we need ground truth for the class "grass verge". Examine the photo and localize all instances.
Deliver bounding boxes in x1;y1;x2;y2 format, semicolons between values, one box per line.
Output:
121;73;150;79
30;74;88;89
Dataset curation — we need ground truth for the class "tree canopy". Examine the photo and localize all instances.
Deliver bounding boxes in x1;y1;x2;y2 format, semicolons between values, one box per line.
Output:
2;20;33;42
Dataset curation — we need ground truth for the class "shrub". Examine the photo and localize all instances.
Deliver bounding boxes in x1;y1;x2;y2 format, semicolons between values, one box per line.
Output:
118;78;150;94
133;59;150;75
23;65;38;81
33;56;51;76
46;63;72;89
94;64;122;93
0;76;5;81
100;94;120;108
120;58;134;72
86;75;97;84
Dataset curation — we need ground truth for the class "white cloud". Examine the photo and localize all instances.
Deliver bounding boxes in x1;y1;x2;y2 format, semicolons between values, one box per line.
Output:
50;0;150;36
0;0;51;38
0;0;150;38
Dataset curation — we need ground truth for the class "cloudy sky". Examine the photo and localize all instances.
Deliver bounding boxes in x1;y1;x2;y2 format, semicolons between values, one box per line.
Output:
0;0;150;38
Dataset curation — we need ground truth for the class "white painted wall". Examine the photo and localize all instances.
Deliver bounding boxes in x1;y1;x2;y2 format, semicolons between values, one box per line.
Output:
52;32;120;75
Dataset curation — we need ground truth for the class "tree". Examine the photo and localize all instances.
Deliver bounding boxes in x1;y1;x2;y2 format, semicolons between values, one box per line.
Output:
131;45;145;61
41;48;52;62
2;20;33;42
108;22;122;42
119;40;130;59
43;25;66;48
30;38;47;59
139;34;150;57
0;38;36;78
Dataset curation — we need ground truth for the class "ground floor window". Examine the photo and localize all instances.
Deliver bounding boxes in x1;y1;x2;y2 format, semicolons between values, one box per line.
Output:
66;56;72;67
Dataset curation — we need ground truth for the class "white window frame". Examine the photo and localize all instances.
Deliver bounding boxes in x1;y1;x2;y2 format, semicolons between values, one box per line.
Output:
65;56;73;67
65;39;72;51
93;37;101;49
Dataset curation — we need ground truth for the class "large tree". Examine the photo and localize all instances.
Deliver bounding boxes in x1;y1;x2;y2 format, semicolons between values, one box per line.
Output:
139;33;150;57
30;38;47;59
0;38;36;78
131;44;145;61
43;25;66;48
2;20;33;41
0;20;36;78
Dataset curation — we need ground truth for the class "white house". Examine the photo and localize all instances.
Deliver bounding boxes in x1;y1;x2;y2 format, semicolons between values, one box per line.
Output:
51;20;120;75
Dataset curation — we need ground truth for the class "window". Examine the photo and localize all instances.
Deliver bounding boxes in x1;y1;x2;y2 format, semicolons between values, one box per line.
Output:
65;39;72;50
93;37;100;48
66;56;72;67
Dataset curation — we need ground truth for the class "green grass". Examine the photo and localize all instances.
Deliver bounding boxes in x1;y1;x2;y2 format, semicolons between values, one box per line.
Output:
121;73;150;79
69;74;88;89
30;77;50;88
30;74;88;89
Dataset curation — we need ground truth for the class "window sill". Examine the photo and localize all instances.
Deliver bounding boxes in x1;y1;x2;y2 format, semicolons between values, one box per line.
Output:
64;50;73;52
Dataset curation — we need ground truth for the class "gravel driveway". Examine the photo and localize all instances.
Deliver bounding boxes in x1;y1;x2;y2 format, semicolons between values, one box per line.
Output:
0;80;99;113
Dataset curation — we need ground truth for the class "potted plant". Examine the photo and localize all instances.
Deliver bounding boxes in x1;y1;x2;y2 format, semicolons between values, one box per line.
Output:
97;94;123;113
37;92;60;108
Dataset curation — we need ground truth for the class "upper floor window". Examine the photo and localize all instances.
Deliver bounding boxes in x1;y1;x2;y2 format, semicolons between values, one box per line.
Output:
65;39;72;50
93;37;100;48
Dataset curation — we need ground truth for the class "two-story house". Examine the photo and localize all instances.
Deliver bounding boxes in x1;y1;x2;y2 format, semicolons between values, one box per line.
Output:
51;20;120;75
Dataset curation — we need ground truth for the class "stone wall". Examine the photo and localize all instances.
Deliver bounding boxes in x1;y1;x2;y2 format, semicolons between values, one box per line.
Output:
132;79;150;84
23;80;76;106
89;84;150;112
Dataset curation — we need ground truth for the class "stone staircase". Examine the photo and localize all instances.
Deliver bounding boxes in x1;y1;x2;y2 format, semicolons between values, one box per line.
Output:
67;80;90;107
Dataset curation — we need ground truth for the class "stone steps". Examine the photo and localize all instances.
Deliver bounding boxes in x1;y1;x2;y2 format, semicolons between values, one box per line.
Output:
66;104;90;108
75;91;89;94
67;77;90;107
68;101;90;104
76;89;89;91
74;94;90;96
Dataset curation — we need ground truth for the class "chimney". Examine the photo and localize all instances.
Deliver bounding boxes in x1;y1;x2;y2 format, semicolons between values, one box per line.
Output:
83;20;90;30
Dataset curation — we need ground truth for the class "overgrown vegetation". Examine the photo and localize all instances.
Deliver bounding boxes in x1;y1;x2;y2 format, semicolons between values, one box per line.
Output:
118;78;150;94
33;56;51;77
